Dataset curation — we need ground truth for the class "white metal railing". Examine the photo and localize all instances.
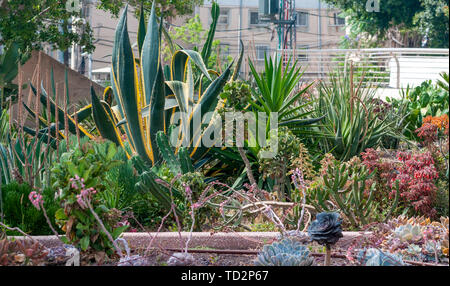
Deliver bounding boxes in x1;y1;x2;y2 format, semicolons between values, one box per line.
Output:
276;48;449;88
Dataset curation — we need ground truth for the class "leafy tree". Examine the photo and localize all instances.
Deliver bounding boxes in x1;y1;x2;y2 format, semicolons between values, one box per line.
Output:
325;0;449;48
0;0;206;58
161;14;232;71
414;0;449;48
0;0;95;54
97;0;204;18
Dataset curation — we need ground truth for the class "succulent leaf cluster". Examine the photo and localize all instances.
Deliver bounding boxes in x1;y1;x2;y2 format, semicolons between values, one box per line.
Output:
393;224;423;242
357;248;405;266
362;216;449;262
255;238;314;266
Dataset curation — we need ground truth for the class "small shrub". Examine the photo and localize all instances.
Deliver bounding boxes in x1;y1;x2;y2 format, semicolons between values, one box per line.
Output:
0;182;59;235
392;151;438;218
51;138;129;258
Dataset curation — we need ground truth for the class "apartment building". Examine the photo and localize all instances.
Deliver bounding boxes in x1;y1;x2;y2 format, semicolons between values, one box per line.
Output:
42;0;346;84
196;0;347;77
43;0;141;86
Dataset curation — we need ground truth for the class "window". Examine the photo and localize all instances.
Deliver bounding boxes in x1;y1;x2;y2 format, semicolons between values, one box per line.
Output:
296;11;308;26
297;54;308;62
256;45;270;61
250;11;259;25
218;9;229;25
331;12;345;26
219;44;230;59
296;45;309;62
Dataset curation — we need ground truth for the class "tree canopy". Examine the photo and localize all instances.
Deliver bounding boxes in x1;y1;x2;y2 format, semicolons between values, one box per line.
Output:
96;0;204;18
324;0;449;48
0;0;204;57
0;0;94;54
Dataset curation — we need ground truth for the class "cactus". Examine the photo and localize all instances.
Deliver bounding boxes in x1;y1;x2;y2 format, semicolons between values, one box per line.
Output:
357;248;405;266
156;131;182;176
309;157;400;228
254;238;314;266
135;170;182;217
178;147;194;174
155;131;194;177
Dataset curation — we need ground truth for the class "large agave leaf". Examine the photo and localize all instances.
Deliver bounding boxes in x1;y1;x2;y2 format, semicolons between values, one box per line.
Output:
137;4;146;56
111;5;153;165
148;64;166;163
91;86;124;148
141;1;160;106
171;50;211;82
189;61;234;159
201;1;219;67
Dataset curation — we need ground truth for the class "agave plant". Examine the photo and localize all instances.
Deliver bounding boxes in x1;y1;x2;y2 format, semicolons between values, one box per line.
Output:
311;69;396;161
92;3;242;167
255;238;314;266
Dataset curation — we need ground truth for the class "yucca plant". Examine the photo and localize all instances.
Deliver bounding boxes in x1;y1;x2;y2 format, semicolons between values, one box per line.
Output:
437;72;449;92
248;55;324;135
0;135;56;187
210;55;324;192
232;54;325;160
92;3;241;167
0;109;9;144
312;69;396;161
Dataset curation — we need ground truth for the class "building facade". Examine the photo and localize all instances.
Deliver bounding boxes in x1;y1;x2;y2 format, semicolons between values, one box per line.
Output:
43;0;346;83
196;0;346;77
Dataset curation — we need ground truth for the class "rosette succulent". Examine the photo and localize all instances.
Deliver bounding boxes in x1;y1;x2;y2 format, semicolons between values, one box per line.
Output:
255;238;314;266
357;248;405;266
308;212;344;246
393;224;422;242
308;212;343;266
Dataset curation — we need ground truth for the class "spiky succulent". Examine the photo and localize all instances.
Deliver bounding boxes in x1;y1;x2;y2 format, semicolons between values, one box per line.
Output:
255;238;314;266
357;248;405;266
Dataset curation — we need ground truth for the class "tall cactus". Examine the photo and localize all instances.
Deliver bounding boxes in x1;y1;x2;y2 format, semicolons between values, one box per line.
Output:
308;158;400;228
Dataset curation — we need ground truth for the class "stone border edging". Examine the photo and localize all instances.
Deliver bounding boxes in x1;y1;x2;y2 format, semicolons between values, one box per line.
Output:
14;231;371;250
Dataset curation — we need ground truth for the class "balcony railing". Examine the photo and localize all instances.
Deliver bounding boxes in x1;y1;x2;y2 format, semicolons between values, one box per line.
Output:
276;48;449;88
